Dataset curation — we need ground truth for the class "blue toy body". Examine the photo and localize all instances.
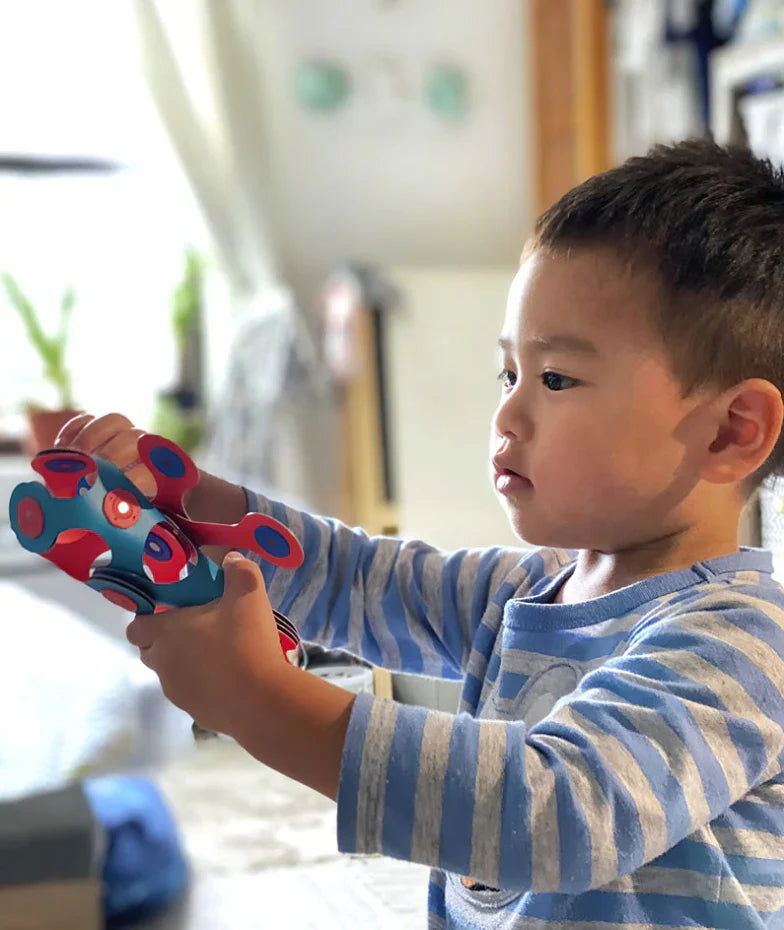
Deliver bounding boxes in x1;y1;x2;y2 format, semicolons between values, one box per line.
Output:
11;456;221;614
9;435;304;656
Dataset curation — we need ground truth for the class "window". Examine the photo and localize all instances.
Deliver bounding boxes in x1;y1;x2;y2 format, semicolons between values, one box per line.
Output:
0;1;206;436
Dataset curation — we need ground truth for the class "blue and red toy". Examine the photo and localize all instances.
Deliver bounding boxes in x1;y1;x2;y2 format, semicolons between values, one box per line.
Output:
9;434;304;662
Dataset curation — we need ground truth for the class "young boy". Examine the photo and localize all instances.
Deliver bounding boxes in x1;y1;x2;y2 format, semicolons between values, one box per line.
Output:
58;138;784;928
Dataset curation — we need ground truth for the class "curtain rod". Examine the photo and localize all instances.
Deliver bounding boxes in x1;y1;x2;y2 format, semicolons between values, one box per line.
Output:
0;154;126;174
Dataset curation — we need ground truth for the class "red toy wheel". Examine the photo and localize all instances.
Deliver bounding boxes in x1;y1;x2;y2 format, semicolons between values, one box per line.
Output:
32;451;98;499
89;569;156;614
101;589;140;612
142;522;196;584
16;496;44;539
278;629;298;651
103;489;142;529
273;609;301;664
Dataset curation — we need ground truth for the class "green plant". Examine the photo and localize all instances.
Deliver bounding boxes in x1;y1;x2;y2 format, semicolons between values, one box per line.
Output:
171;248;203;349
1;272;76;410
150;249;205;452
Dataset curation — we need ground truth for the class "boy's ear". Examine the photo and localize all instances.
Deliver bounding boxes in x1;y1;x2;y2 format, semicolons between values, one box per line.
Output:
701;379;783;485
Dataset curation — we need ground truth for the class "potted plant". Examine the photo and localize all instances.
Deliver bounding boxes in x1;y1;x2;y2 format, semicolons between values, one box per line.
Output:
150;249;205;452
1;272;80;452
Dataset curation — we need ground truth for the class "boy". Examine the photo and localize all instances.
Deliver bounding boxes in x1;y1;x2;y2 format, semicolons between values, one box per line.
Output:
58;138;784;928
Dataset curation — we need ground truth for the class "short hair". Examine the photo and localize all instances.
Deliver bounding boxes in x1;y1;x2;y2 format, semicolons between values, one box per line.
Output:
532;137;784;488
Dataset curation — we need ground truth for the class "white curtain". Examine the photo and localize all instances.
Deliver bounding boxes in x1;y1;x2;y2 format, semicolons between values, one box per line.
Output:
132;0;277;294
131;0;337;511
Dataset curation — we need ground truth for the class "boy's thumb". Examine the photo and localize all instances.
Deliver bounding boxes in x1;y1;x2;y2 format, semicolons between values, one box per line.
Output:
221;551;263;599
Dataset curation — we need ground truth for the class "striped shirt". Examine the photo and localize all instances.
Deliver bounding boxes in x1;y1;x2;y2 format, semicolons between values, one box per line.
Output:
247;489;784;928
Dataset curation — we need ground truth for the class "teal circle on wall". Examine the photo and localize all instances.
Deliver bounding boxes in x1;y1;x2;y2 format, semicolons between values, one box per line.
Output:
424;65;468;122
294;60;351;112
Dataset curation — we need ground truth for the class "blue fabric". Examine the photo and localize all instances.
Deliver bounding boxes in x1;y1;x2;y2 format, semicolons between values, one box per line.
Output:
83;775;188;925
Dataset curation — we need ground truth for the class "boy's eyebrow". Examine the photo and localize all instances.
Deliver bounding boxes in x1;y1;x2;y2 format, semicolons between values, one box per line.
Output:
497;333;599;356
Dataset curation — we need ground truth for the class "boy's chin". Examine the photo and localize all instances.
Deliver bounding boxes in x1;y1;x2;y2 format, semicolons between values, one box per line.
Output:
506;514;584;550
508;522;561;549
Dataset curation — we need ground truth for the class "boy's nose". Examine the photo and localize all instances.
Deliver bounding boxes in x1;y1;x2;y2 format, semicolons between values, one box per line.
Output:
492;393;531;442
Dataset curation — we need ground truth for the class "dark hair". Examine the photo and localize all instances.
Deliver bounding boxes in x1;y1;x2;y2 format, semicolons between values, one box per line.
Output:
532;137;784;487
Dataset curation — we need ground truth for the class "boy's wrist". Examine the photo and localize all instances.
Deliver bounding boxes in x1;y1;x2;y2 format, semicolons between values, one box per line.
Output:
182;472;249;565
230;662;356;801
184;470;248;525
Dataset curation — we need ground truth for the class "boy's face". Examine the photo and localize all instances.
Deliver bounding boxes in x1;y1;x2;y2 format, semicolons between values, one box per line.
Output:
491;247;710;551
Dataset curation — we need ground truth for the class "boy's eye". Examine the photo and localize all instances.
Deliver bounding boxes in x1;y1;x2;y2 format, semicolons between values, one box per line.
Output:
497;368;516;389
541;370;578;391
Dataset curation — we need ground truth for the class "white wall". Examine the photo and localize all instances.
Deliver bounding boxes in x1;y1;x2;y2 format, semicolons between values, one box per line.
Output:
250;1;534;545
385;266;526;552
256;1;532;307
385;266;527;710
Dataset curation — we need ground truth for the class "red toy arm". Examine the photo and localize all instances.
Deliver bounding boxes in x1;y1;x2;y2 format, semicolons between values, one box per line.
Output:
173;512;304;569
137;433;200;516
139;433;304;570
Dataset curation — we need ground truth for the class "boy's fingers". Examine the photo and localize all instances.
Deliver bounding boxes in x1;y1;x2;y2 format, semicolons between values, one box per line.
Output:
63;413;137;455
138;644;157;670
93;429;147;468
127;605;199;649
126;613;156;649
92;428;158;497
54;412;91;447
222;551;265;600
126;608;181;650
122;462;157;498
54;416;155;496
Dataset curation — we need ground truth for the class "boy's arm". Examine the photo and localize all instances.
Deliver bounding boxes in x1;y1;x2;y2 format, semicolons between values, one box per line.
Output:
322;593;784;893
242;487;529;678
186;471;247;525
232;661;354;799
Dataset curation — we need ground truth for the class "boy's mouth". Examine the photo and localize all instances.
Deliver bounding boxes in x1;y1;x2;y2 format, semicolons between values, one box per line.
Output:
492;457;532;493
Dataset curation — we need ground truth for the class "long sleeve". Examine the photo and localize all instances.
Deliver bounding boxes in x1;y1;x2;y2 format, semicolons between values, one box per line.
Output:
244;488;529;678
337;590;784;894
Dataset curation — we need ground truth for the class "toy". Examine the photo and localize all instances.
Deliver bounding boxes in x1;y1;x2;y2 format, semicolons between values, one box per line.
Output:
9;434;305;663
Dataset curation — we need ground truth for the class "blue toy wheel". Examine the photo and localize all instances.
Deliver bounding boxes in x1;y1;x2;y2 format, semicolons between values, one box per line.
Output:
253;524;291;558
148;445;186;479
145;530;173;562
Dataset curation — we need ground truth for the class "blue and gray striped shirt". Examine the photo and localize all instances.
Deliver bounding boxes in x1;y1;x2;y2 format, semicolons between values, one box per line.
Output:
247;490;784;928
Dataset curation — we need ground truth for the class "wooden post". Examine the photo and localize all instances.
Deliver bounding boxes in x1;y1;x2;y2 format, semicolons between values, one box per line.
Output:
574;0;611;182
328;272;398;699
338;303;398;536
529;0;612;215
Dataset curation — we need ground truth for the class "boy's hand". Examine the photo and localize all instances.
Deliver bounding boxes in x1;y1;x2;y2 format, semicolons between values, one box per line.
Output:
127;551;357;800
54;412;248;552
55;412;156;497
126;551;286;736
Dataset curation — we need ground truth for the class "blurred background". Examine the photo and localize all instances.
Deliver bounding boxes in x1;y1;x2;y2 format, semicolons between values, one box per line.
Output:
1;2;783;928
